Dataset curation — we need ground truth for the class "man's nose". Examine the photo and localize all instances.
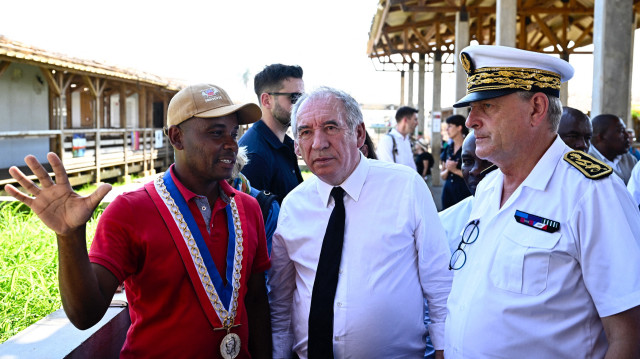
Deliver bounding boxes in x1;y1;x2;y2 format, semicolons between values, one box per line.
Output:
311;130;329;150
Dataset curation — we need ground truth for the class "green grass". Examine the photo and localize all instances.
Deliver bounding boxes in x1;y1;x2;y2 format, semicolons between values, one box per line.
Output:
0;202;102;344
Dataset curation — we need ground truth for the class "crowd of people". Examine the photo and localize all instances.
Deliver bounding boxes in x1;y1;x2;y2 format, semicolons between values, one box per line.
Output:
4;46;640;359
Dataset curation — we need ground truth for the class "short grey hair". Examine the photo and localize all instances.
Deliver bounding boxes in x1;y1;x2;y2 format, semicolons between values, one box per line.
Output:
291;86;363;139
517;91;563;132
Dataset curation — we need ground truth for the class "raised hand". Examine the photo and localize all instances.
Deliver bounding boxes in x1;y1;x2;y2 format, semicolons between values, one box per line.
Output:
4;152;112;236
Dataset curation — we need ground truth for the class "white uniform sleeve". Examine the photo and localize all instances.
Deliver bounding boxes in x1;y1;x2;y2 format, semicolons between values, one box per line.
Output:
413;173;454;349
376;134;394;163
627;162;640;207
268;212;296;359
574;175;640;317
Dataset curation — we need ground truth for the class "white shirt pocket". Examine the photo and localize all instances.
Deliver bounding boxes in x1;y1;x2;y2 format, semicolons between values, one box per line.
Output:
490;222;562;295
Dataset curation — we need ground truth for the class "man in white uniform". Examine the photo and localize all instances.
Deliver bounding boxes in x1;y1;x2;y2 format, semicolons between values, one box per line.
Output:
445;45;640;358
269;87;452;359
377;106;419;169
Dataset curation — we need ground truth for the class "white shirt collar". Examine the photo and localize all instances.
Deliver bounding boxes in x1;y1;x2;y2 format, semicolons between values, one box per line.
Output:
316;152;368;207
390;127;409;140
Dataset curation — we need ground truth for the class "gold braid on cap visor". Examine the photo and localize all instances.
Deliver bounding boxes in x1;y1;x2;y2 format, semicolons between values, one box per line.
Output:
467;67;561;94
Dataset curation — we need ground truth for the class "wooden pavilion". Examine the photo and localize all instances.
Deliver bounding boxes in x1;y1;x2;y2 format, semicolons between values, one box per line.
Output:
367;0;640;185
0;36;182;188
368;0;640;70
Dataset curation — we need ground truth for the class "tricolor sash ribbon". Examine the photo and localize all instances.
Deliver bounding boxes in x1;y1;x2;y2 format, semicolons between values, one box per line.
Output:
514;210;560;233
145;171;244;329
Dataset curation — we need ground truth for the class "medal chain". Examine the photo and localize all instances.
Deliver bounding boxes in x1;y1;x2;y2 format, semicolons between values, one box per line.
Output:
156;176;244;330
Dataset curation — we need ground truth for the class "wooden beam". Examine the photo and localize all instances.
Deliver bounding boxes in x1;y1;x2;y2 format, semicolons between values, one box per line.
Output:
372;0;391;49
519;14;527;49
533;14;562;49
59;72;73;94
572;20;594;48
434;20;443;48
411;26;432;51
562;4;569;49
403;28;409;51
382;33;394;55
476;14;484;44
83;75;98;98
39;68;61;96
402;5;495;13
518;7;592;15
0;61;10;78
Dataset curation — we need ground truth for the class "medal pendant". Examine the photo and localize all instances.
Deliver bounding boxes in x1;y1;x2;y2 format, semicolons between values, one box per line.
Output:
220;332;241;359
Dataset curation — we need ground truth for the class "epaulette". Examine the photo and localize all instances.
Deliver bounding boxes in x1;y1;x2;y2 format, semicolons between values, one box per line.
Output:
481;164;498;176
563;151;612;179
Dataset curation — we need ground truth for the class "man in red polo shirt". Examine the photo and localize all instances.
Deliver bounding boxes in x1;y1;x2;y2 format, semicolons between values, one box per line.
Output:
6;84;271;359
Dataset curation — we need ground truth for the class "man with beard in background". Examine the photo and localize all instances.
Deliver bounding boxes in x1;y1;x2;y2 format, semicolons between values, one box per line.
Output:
239;64;305;202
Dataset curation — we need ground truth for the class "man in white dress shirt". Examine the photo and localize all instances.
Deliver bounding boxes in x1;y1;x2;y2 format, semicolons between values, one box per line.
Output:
444;45;640;358
377;106;419;169
268;87;452;359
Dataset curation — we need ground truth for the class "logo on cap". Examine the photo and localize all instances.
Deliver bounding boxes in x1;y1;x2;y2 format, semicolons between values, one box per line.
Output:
461;52;474;75
201;87;223;102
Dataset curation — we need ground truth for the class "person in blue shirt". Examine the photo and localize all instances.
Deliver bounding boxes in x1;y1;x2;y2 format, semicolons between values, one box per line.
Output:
239;64;305;202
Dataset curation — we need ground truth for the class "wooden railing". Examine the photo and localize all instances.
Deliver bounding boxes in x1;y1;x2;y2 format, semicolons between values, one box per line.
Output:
0;128;173;187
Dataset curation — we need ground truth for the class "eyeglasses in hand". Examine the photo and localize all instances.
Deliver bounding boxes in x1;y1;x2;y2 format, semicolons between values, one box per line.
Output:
449;219;480;270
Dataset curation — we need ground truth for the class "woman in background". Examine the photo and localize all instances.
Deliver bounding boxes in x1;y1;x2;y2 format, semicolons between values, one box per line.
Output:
440;115;471;209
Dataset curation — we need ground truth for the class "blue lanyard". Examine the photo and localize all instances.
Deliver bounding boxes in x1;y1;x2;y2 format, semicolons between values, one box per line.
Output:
163;171;236;309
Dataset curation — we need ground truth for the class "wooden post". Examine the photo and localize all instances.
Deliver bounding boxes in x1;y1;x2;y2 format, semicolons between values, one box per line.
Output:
147;90;155;175
163;92;170;169
120;85;128;177
139;87;148;174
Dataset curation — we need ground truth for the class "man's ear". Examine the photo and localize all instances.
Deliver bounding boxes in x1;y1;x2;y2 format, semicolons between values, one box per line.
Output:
167;125;184;150
260;93;272;109
529;92;549;128
294;140;301;157
355;122;366;148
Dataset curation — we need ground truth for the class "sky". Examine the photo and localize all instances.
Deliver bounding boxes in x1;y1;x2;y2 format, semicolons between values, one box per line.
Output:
2;0;401;105
2;1;640;114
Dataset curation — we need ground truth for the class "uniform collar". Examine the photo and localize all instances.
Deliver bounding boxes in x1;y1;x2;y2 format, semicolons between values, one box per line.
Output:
473;135;567;212
519;135;568;192
316;152;367;207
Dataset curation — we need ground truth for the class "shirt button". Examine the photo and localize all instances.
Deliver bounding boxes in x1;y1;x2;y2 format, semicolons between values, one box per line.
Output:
201;206;206;210
339;269;343;274
334;336;340;341
337;302;343;307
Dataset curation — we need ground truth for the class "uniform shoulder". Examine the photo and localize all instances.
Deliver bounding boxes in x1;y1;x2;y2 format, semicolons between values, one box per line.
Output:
562;150;613;180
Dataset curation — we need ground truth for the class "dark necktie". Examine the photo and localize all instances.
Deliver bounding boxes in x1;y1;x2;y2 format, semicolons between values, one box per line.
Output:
308;186;346;359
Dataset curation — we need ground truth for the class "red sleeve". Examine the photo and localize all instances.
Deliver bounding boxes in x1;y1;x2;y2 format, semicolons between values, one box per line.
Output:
88;189;148;282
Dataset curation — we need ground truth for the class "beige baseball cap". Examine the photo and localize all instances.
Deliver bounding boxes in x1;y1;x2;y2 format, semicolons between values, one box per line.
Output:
167;83;262;126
